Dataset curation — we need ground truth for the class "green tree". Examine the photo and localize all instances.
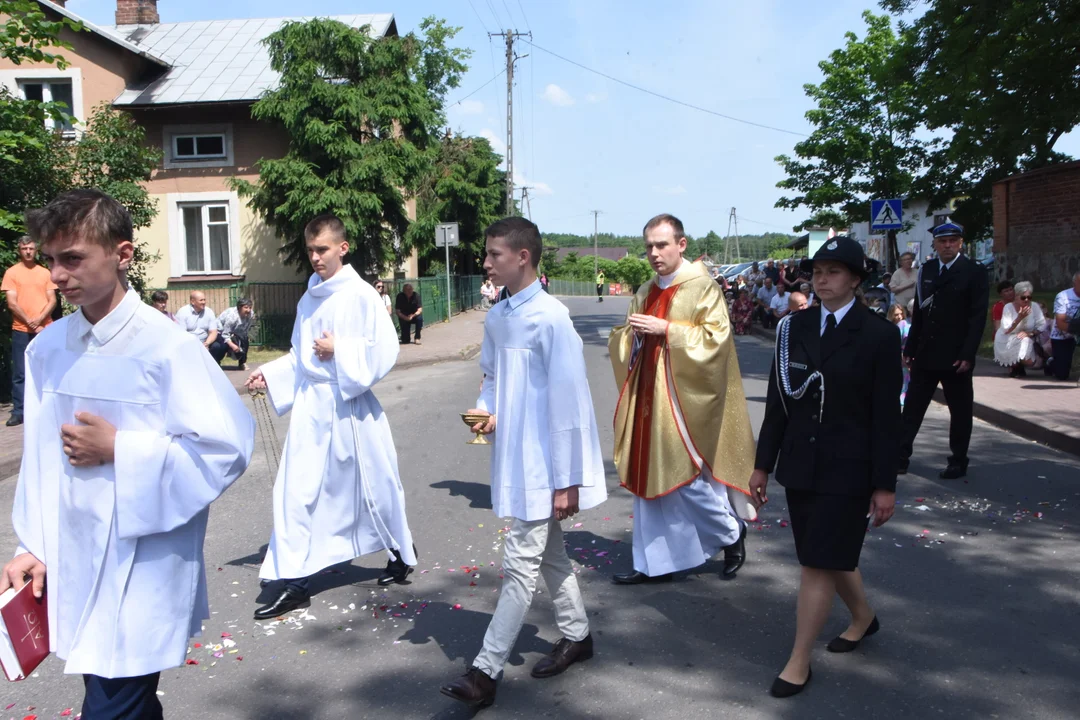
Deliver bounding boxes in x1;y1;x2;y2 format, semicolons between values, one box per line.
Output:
409;133;507;275
774;11;926;267
882;0;1080;239
614;255;652;290
232;17;469;276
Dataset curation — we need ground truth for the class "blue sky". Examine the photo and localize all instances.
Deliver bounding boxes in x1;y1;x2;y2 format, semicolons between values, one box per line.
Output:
65;0;1080;239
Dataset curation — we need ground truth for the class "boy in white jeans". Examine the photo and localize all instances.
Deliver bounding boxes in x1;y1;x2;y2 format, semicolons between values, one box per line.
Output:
439;217;607;709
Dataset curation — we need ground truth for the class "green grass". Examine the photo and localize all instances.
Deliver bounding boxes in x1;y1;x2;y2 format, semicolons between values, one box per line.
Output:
246;347;289;365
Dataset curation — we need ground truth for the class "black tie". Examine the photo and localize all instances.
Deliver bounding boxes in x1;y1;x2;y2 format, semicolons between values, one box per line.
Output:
822;313;837;355
938;262;948;279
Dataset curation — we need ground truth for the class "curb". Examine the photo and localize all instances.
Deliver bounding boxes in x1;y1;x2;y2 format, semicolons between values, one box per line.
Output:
393;343;481;372
743;324;1080;458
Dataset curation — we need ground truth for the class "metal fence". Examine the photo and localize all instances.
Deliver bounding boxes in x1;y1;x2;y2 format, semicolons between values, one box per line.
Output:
152;274;488;348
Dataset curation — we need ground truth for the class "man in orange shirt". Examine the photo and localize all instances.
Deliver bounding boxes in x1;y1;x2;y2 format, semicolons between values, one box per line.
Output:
2;236;58;426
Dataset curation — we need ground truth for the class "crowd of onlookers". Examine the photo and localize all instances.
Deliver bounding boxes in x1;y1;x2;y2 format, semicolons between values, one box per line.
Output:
991;272;1080;380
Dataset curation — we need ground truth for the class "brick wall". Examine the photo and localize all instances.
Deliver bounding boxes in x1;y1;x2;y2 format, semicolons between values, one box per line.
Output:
115;0;159;25
994;161;1080;291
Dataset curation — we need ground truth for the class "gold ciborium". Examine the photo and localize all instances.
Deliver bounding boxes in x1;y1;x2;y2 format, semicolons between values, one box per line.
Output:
460;412;492;445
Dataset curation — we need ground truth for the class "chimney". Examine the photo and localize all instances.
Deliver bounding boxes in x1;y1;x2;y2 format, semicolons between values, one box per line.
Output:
51;0;66;6
116;0;160;25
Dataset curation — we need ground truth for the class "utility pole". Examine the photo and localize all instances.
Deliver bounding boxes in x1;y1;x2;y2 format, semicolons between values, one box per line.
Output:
591;210;602;280
726;207;742;262
520;186;533;220
490;30;531;215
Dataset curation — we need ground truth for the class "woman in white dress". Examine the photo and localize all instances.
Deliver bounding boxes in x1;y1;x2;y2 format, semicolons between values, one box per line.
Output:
994;281;1046;378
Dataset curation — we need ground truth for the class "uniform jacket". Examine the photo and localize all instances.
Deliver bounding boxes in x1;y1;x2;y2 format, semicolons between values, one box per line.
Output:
755;303;903;496
906;255;989;370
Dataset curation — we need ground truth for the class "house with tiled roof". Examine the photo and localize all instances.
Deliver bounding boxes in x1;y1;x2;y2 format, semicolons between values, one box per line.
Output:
0;0;418;293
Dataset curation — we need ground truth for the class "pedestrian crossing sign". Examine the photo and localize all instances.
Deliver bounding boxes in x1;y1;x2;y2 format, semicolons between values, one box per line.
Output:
871;199;902;230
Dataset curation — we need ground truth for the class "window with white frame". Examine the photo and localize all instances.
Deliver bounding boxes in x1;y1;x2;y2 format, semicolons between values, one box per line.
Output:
180;203;232;274
19;80;76;138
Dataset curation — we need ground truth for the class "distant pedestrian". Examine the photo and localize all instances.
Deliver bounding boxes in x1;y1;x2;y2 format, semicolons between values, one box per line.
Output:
991;280;1015;332
1045;271;1080;381
209;298;255;371
899;222;988;480
150;290;176;321
2;235;57;427
175;290;218;349
540;273;549;292
395;283;423;345
596;270;605;302
889;253;918;309
764;259;781;284
375;280;392;315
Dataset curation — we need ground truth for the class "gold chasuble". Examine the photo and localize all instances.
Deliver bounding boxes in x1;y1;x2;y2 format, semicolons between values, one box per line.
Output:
610;261;756;509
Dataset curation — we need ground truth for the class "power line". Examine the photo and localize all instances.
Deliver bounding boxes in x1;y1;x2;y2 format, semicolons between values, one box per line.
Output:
516;0;533;32
501;0;517;30
465;0;490;34
523;40;809;138
447;68;505;107
484;0;504;28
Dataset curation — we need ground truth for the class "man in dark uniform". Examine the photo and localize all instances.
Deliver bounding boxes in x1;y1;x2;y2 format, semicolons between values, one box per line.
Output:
899;222;988;479
751;236;901;698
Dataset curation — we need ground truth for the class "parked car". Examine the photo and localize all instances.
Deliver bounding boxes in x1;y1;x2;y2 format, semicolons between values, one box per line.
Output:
723;262;755;280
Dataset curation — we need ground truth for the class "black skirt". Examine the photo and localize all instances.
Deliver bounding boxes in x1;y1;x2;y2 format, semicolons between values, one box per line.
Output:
785;488;872;571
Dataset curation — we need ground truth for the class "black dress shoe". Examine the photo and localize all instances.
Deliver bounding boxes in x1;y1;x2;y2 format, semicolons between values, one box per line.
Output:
612;570;673;585
253;587;310;620
770;667;812;698
722;524;748;577
531;634;594;678
897;457;909;475
5;415;22;427
939;462;968;480
440;667;496;708
826;616;880;653
377;547;416;586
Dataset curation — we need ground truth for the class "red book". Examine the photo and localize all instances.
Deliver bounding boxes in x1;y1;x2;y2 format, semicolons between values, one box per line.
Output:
0;582;49;681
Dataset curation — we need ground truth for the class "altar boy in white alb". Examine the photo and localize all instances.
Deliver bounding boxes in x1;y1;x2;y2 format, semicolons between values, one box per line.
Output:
246;215;417;620
1;190;254;719
440;217;607;709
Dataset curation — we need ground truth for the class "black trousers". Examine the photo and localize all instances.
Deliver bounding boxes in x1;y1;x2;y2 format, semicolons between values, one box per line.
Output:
1048;338;1077;380
82;672;163;720
901;365;974;465
400;315;423;343
208;335;248;365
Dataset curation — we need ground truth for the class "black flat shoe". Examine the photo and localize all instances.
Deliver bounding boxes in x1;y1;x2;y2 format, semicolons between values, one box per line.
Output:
253;587;310;620
5;415;22;427
377;547;416;586
939;462;968;480
612;570;673;585
722;524;748;577
827;616;880;653
770;667;811;698
440;667;496;708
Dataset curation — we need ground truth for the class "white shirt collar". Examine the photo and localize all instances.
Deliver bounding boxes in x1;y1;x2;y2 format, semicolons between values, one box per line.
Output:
656;259;686;289
71;288;142;346
941;255;960;271
820;296;857;336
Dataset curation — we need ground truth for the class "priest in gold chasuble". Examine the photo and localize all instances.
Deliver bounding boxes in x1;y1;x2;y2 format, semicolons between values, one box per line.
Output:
608;214;757;583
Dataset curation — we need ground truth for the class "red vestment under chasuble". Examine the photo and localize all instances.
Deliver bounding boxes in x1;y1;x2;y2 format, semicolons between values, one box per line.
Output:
609;261;756;516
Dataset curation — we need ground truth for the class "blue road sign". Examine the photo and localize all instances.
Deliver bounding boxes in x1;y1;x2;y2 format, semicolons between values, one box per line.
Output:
871;198;903;230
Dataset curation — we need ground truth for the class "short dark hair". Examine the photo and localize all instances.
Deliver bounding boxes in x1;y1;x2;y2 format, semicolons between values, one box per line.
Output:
17;235;35;247
151;290;169;303
304;214;347;243
25;189;133;250
997;279;1014;293
236;297;253;309
643;213;686;241
485;216;543;269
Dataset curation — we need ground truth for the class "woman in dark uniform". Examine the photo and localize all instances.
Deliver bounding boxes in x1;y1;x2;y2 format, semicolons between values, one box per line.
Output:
750;236;902;698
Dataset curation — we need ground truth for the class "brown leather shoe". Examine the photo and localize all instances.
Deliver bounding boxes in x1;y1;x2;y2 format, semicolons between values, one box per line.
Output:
530;634;594;678
440;667;496;708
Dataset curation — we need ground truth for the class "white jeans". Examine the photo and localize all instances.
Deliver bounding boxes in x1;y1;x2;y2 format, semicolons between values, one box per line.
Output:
473;516;589;678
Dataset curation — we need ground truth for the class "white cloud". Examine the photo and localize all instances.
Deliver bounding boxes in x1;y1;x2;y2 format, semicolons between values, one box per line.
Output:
653;184;687;196
585;92;607;103
514;169;554;197
455;99;484;115
479;128;506;155
541;83;575;107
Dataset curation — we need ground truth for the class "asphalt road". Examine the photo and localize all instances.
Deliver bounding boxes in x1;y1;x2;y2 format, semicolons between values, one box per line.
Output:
1;296;1078;719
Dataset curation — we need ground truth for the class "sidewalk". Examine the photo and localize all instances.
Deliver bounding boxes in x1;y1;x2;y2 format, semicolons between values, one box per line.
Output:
0;309;489;480
751;323;1080;456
